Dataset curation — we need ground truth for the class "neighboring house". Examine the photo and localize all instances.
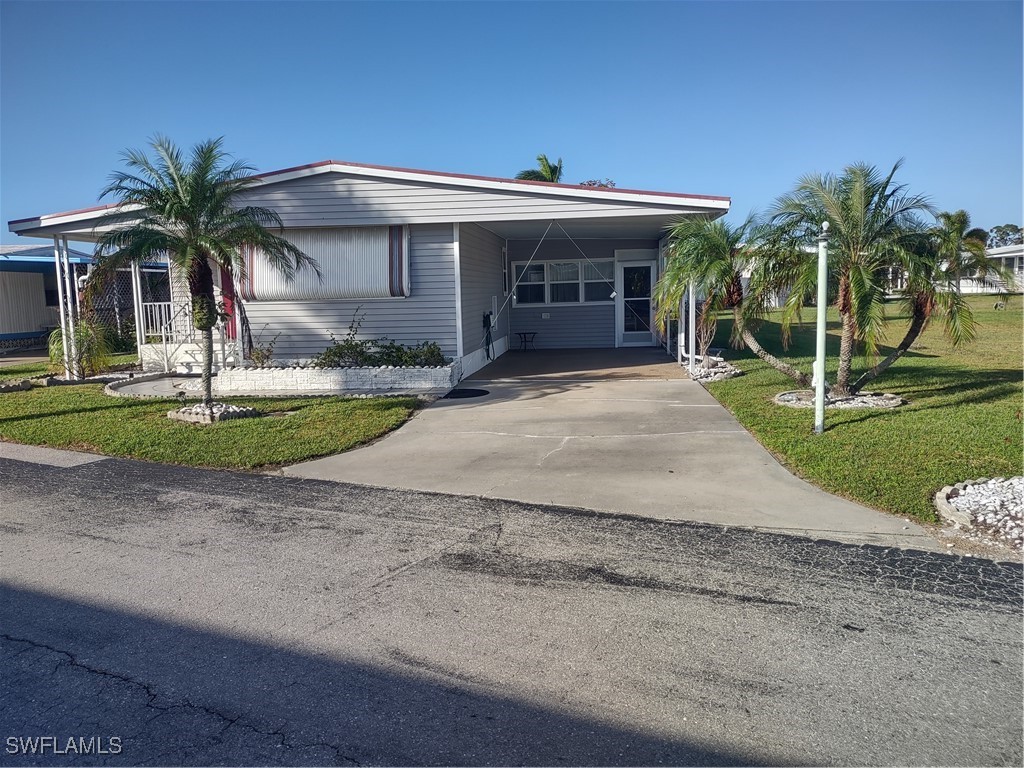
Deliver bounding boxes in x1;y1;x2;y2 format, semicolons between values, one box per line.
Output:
958;243;1023;294
0;243;170;356
8;160;730;374
0;244;89;353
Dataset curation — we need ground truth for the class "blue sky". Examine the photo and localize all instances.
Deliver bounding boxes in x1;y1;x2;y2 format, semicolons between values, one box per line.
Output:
1;0;1021;247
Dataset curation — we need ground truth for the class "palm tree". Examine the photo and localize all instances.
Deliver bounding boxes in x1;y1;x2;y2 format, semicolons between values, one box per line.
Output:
653;216;811;386
92;136;320;406
851;224;1015;393
932;210;989;293
761;160;933;396
515;154;564;183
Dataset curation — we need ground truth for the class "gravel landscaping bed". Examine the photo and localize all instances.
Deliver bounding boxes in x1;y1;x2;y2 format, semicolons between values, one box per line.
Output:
941;477;1023;551
774;390;905;409
689;360;744;383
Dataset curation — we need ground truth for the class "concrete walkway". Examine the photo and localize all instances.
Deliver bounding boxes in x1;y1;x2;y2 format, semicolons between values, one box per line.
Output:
285;372;939;550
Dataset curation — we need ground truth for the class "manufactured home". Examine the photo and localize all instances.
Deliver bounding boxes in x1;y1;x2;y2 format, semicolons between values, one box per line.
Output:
8;161;730;375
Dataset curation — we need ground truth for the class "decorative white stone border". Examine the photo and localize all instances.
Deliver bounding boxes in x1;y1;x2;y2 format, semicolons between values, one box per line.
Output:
168;403;261;424
0;380;32;394
774;390;906;409
215;361;462;393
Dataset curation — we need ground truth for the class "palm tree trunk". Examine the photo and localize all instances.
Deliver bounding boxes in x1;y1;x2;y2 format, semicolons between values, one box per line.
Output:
833;313;856;396
851;305;927;394
739;327;811;387
201;325;214;406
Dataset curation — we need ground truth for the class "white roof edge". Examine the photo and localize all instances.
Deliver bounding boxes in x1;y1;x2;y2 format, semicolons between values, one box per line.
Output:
10;164;729;236
250;162;731;210
9;203;142;233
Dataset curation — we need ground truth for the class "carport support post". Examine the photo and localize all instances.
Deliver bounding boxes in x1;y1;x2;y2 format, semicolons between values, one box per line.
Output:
60;237;80;379
687;281;696;376
52;236;71;378
813;222;830;434
131;262;145;358
676;295;684;366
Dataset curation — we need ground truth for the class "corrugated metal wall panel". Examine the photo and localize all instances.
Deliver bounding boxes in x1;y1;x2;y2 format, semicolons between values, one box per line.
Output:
242;224;459;360
458;223;508;355
0;272;52;335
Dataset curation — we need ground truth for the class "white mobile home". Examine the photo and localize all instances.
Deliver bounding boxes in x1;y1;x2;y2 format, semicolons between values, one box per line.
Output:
8;160;730;375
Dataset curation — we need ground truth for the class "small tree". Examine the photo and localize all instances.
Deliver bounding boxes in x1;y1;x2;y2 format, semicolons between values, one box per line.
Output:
653;215;811;385
93;136;320;406
761;160;933;395
932;210;989;293
695;298;717;369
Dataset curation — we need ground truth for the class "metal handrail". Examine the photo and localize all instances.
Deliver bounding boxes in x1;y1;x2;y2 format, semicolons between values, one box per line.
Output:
159;303;194;372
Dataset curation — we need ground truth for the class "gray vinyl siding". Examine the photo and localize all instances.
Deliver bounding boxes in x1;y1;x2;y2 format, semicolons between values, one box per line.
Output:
232;174;694;228
510;304;614;349
507;238;658;349
457;223;508;355
243;224;458;360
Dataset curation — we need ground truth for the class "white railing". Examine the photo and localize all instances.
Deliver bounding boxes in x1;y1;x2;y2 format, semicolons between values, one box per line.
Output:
141;302;174;340
139;300;240;373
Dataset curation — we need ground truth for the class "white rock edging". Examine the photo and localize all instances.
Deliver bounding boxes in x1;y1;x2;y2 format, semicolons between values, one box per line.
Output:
689;361;743;383
215;362;462;392
774;390;905;409
168;402;261;424
936;477;1024;551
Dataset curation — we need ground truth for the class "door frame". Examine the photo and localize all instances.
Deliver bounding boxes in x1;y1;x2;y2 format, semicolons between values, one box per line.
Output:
615;260;657;347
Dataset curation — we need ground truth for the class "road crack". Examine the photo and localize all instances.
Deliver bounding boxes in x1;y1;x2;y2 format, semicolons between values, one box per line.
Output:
2;634;361;763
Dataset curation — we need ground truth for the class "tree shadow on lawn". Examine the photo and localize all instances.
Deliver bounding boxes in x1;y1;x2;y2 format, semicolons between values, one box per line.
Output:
821;367;1022;430
0;394;360;427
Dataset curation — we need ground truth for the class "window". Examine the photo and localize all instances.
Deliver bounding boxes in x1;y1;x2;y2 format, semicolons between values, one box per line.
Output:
548;262;580;303
583;261;614;302
515;263;546;304
511;259;615;305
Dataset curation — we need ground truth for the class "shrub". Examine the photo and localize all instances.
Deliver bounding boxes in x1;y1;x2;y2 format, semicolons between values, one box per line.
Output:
311;336;448;368
48;318;114;377
308;308;450;368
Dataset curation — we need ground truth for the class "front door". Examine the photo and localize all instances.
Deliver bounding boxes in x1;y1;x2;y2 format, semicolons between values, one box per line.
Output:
616;262;656;347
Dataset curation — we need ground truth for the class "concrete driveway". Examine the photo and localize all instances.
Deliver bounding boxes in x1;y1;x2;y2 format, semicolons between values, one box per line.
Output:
286;350;937;549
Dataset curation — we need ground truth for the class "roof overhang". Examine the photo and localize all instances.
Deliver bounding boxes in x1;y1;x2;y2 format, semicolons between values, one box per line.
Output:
8;159;730;241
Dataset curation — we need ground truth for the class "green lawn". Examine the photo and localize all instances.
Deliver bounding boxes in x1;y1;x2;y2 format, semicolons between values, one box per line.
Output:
0;384;419;469
0;353;140;381
706;294;1023;523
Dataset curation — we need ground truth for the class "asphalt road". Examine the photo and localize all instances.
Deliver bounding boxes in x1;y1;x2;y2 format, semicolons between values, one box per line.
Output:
1;451;1021;766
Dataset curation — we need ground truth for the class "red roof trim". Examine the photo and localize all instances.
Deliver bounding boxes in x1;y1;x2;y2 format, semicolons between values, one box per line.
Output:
251;159;731;203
